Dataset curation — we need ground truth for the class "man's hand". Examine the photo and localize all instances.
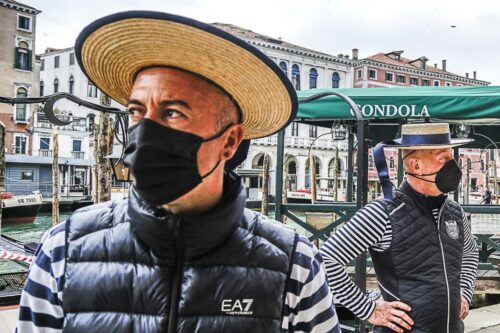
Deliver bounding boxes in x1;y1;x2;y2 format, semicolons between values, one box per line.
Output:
367;300;414;333
460;295;469;320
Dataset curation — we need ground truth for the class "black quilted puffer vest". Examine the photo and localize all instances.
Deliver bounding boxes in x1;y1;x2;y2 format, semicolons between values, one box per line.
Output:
371;182;464;333
62;173;297;333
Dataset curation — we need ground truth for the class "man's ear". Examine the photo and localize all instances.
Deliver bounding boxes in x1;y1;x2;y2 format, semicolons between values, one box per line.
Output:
407;157;421;173
220;124;244;161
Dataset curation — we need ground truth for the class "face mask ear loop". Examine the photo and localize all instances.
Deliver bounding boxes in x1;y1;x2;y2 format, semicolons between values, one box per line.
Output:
203;123;234;142
201;159;222;180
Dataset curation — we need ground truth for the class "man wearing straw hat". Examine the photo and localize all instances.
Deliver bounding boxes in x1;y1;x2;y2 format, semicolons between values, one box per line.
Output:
320;123;479;333
18;11;340;333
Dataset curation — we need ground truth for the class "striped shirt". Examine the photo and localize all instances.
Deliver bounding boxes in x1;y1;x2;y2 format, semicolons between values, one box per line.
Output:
319;200;479;321
18;222;341;333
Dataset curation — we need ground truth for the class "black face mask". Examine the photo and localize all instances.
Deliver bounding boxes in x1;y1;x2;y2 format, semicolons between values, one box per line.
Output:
405;159;462;193
123;118;229;207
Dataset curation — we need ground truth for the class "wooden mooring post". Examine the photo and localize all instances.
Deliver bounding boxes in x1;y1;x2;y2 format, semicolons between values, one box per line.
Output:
52;130;59;225
261;154;270;216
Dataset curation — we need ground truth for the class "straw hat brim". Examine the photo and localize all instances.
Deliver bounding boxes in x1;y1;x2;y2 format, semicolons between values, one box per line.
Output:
384;137;474;150
75;11;297;139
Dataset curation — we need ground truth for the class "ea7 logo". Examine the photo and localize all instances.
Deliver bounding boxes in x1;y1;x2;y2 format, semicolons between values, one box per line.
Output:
221;299;254;315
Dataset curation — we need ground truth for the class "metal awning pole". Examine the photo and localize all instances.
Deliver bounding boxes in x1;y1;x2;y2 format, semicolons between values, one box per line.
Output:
275;130;285;222
354;120;369;333
347;131;354;202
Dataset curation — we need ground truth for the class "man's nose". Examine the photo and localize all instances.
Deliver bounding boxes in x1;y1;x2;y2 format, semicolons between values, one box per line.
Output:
143;106;162;123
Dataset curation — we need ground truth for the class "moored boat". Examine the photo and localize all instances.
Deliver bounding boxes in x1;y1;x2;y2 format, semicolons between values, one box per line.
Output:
1;192;43;225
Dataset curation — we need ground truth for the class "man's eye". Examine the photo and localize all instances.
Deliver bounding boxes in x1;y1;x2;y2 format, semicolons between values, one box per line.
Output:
165;110;183;118
127;109;143;117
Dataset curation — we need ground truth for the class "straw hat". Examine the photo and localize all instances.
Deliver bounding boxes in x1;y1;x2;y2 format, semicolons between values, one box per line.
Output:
386;123;473;149
75;11;297;139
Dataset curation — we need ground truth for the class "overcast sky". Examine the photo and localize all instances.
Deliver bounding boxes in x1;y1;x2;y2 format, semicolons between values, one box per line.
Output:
24;0;500;84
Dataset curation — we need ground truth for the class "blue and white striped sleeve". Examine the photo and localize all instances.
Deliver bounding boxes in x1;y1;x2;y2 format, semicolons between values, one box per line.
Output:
17;222;66;333
282;236;341;333
460;210;479;304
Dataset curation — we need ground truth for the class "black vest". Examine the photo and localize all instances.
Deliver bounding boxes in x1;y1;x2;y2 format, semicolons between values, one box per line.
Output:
62;174;297;333
371;183;464;333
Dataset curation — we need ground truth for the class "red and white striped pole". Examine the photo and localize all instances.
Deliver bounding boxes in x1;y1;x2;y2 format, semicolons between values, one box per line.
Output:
0;250;33;264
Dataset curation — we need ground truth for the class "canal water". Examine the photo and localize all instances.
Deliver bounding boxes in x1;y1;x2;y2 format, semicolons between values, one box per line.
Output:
0;212;71;274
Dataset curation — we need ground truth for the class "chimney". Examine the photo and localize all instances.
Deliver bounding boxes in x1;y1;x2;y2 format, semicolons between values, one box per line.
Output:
344;55;349;59
465;73;469;78
442;60;447;72
473;71;477;80
352;48;359;60
434;63;437;68
338;54;343;58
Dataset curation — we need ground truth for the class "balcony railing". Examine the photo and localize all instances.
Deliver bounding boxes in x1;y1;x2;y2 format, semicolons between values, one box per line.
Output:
252;135;347;150
72;151;85;159
35;113;90;132
37;149;52;157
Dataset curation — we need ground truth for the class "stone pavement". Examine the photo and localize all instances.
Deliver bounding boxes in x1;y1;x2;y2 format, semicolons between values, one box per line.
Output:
465;303;500;332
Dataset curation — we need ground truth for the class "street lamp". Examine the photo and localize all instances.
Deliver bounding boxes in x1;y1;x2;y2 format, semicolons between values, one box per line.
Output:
105;153;130;182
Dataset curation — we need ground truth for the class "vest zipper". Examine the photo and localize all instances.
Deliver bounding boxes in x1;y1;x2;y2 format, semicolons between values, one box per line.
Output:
436;200;450;333
168;218;183;333
377;281;400;301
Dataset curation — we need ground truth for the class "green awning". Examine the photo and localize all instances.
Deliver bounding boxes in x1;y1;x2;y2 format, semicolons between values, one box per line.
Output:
297;86;500;122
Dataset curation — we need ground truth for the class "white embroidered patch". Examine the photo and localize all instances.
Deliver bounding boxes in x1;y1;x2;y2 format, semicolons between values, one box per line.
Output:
445;220;459;239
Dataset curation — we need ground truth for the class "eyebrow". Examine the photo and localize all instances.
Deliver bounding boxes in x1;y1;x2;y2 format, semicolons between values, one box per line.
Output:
126;99;191;110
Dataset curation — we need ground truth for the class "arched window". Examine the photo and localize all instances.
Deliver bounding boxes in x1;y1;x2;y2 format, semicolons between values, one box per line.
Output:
368;155;374;169
292;64;300;90
15;40;31;70
279;61;288;76
287;160;297;191
69;75;74;94
54;78;59;93
16;87;28;121
288;161;296;174
305;157;321;188
309;68;318;89
480;159;485;171
389;156;395;169
39;81;44;97
332;72;340;88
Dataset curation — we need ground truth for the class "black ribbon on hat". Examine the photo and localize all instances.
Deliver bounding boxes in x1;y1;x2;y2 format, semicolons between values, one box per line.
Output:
373;132;453;201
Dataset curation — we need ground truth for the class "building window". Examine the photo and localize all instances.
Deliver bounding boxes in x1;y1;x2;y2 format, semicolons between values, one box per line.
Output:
368;69;377;80
14;135;27;154
87;81;98;97
54;56;60;68
433;80;440;86
54;78;59;93
309;68;318;89
279;61;288;76
40;137;50;150
422;79;430;86
385;72;394;82
389;156;395;169
309;125;317;138
332;72;340;88
21;170;33;181
17;14;31;31
14;41;31;71
292;64;300;90
396;75;406;84
69;52;75;65
15;87;28;122
291;122;299;136
39;81;44;96
445;82;452;86
73;140;82;152
356;69;362;80
368;155;374;169
410;77;418;85
40;59;44;71
69;75;74;94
